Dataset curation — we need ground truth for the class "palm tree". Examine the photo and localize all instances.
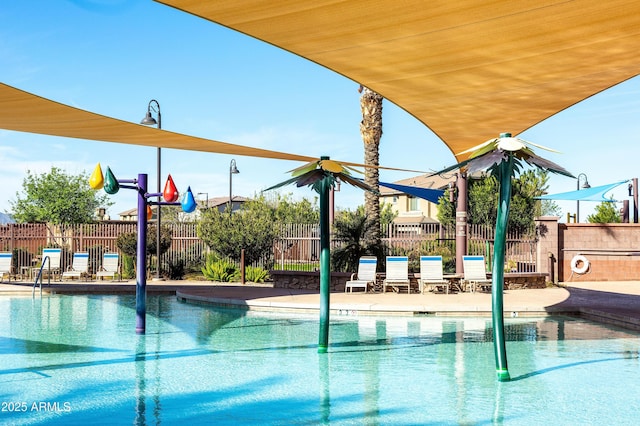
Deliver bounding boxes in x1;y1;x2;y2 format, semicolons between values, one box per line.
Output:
359;85;383;246
331;212;386;273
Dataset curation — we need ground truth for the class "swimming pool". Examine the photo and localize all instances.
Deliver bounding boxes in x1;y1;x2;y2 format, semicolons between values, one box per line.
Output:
1;294;638;425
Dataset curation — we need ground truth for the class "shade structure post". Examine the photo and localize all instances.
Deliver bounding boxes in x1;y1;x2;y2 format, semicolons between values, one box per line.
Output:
136;173;148;334
318;157;331;353
491;154;513;381
455;172;468;274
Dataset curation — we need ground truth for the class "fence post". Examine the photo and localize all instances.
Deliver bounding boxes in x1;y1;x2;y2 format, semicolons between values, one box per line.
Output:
241;248;245;284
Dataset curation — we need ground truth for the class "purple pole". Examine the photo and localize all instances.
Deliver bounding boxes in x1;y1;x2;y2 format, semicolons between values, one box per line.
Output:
136;174;148;334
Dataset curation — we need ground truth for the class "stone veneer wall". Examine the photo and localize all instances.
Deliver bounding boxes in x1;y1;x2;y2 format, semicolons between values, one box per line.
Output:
270;270;546;291
270;270;352;291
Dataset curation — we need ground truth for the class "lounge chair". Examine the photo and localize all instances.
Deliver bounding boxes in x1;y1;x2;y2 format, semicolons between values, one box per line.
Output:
38;248;62;281
462;255;491;292
62;252;90;281
0;252;13;283
345;256;377;293
96;252;120;281
383;256;411;294
418;255;450;294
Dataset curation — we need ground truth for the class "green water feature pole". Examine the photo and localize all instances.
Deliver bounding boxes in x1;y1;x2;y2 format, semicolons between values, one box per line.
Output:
318;157;331;353
492;147;513;382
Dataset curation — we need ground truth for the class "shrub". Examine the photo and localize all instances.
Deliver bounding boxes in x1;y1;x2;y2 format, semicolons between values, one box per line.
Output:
201;254;240;282
167;258;186;280
245;266;270;283
121;254;135;279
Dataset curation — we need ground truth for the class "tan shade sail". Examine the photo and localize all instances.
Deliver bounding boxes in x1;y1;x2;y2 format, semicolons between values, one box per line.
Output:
157;0;640;160
0;83;315;163
0;83;425;174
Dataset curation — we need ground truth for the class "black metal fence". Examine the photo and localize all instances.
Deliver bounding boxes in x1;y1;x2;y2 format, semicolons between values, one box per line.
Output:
1;221;537;278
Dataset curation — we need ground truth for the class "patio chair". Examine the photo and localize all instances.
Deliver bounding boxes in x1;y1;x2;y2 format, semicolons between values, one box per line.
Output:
345;256;377;293
0;252;13;283
462;255;491;292
418;255;450;294
383;256;411;294
96;252;120;281
62;252;90;281
38;248;62;281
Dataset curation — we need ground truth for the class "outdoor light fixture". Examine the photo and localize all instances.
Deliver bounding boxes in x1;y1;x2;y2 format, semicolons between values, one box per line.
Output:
140;99;163;280
229;159;239;216
197;192;209;209
576;173;591;223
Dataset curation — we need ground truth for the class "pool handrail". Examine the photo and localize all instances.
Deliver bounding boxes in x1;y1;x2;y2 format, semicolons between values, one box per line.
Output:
32;255;52;297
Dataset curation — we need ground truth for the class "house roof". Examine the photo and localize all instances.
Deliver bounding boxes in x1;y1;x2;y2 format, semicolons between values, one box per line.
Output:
119;195;250;217
379;173;455;196
157;0;640;160
203;196;250;208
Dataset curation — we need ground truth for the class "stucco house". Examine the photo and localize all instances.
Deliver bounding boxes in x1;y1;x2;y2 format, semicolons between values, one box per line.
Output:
117;195;249;221
379;173;455;228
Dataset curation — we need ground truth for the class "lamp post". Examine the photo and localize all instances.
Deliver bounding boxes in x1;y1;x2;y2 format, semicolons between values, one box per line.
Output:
197;192;209;209
576;173;591;223
229;159;239;215
140;99;163;280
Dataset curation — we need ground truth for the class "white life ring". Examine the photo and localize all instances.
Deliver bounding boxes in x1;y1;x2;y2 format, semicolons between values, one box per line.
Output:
571;255;590;274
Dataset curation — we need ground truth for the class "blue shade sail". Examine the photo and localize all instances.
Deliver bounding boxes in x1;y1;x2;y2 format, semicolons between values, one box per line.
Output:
536;180;628;202
377;181;445;204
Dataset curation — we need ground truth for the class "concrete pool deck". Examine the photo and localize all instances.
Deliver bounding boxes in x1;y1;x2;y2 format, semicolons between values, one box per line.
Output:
2;279;640;330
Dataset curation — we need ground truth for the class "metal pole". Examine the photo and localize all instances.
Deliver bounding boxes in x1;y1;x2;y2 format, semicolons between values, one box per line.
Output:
455;172;468;274
141;99;162;280
576;177;580;223
155;105;162;280
229;165;232;216
318;156;331;353
576;173;589;223
136;174;148;334
156;146;162;279
633;178;638;223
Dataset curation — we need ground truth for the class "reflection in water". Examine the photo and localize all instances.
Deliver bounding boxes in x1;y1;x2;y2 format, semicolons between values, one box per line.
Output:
3;296;640;424
134;298;168;426
318;353;330;424
493;381;505;424
134;336;146;426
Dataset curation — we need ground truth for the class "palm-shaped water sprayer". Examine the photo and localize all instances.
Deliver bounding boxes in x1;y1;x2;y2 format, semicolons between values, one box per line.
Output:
434;133;573;381
265;156;376;352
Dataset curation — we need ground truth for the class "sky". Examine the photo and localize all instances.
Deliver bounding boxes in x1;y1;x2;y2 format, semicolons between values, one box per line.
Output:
1;0;639;222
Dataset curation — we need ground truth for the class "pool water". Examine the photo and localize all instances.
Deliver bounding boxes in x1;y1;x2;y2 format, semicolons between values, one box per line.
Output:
1;294;638;425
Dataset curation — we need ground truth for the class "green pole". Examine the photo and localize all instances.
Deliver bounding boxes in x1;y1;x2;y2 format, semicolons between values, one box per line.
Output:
318;157;331;353
492;151;513;382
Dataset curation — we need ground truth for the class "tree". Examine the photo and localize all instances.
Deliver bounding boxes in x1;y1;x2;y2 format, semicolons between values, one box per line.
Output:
10;167;112;225
115;225;172;259
115;224;173;278
437;169;558;233
587;201;621;223
352;202;397;235
359;85;384;246
197;195;277;266
331;210;386;272
269;192;319;223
